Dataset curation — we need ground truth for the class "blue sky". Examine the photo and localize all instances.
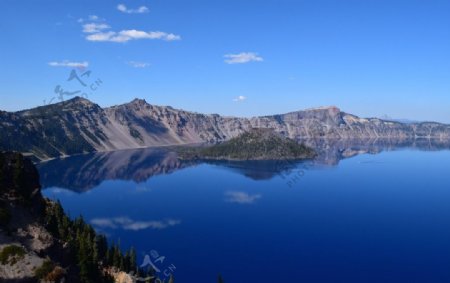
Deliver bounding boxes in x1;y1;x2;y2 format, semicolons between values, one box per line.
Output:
1;0;449;122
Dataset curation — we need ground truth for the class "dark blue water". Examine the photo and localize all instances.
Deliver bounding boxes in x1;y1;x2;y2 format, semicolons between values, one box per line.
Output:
40;148;450;283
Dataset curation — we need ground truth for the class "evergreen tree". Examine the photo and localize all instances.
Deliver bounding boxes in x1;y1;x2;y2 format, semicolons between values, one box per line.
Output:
92;238;99;264
129;247;137;272
113;244;121;268
42;201;139;282
95;235;108;264
106;247;113;266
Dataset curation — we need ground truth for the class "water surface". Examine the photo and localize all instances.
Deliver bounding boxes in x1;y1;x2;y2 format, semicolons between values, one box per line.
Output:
39;141;450;282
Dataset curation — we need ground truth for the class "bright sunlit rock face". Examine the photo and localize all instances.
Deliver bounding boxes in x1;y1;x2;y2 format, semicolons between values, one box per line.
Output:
2;97;450;161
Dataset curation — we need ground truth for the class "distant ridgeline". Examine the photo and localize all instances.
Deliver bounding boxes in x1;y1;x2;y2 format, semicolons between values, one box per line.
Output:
178;128;316;161
1;97;450;160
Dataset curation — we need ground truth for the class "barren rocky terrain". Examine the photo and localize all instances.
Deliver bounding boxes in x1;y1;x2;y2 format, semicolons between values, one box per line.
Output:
1;97;449;160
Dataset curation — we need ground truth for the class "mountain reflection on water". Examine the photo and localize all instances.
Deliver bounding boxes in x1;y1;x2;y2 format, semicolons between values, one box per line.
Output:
37;138;450;192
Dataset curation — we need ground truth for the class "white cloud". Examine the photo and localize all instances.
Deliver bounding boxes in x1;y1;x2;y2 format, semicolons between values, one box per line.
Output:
85;31;115;41
224;52;263;64
117;4;149;14
90;217;181;231
117;4;127;12
79;15;180;43
48;60;89;68
225;191;261;204
86;29;181;42
233;95;247;102
91;218;116;228
82;23;110;33
78;15;104;23
127;61;150;68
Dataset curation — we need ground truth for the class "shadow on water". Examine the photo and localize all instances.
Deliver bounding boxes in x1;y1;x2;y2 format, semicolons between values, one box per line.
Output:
37;138;450;192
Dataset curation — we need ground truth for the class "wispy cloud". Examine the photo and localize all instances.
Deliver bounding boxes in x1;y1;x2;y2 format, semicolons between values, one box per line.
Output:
225;191;261;204
78;15;104;23
127;61;150;68
85;30;180;42
82;23;110;33
82;23;180;42
48;60;89;68
117;4;149;14
224;52;263;64
91;218;117;229
79;14;180;43
233;95;247;102
90;217;181;231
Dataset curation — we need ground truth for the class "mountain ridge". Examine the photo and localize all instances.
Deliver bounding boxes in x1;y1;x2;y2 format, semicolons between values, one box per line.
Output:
1;97;450;160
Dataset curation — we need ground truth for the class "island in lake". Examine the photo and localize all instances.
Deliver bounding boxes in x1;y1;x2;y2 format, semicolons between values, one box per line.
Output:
178;128;316;161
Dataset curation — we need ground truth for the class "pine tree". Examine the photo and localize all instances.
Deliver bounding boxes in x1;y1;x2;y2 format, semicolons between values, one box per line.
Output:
129;247;137;272
78;234;90;283
119;254;125;271
106;247;113;266
95;235;108;264
113;244;121;268
93;238;99;264
123;250;131;271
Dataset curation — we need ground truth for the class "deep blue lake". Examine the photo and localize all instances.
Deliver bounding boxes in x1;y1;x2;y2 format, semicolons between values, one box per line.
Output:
38;143;450;283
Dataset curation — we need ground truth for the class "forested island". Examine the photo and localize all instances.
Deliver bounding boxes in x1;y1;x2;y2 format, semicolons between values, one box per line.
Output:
179;128;316;161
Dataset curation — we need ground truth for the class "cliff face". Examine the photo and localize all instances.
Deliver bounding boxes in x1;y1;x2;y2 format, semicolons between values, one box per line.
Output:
0;152;134;282
0;152;53;282
1;97;449;160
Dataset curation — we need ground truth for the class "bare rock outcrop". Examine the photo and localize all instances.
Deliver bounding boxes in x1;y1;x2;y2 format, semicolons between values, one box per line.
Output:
1;97;449;160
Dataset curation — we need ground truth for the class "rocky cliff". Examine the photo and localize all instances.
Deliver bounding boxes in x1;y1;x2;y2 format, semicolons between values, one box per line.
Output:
1;97;449;160
0;152;140;282
0;152;62;282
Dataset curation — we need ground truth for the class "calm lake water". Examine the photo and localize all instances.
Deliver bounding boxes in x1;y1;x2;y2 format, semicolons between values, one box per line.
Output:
39;142;450;283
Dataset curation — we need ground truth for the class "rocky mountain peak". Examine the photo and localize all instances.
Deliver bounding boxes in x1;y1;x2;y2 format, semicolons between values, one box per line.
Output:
2;97;450;161
304;106;341;116
283;105;342;123
116;98;152;112
16;96;98;117
62;96;96;108
69;96;90;103
130;98;149;106
307;106;340;112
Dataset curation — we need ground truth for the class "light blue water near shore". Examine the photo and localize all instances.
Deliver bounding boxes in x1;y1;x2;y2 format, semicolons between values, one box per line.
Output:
41;149;450;283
